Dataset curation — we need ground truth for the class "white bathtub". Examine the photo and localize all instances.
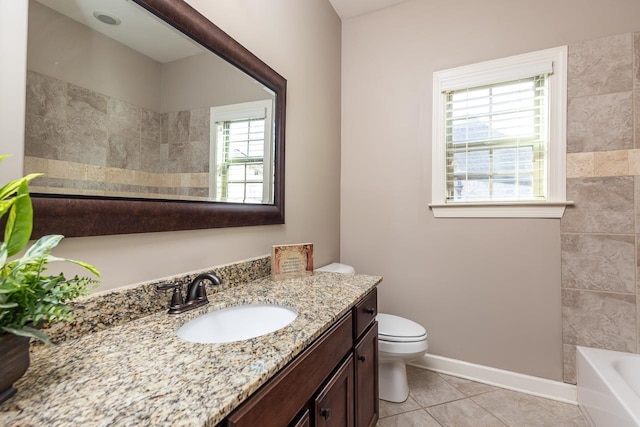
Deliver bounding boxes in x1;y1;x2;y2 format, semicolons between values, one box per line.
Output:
577;346;640;427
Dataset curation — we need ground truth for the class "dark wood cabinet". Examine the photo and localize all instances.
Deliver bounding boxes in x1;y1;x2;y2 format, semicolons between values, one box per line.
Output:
222;289;378;427
291;410;310;427
354;323;378;427
314;356;354;427
353;288;379;427
353;289;377;340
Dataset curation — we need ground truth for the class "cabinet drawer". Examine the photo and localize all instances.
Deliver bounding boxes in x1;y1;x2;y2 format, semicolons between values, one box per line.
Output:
225;312;353;427
353;289;377;340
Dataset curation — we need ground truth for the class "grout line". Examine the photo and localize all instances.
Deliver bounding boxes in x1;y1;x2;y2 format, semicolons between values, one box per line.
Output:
561;286;637;296
560;231;636;237
631;39;640;353
633;30;639;353
568;88;635;100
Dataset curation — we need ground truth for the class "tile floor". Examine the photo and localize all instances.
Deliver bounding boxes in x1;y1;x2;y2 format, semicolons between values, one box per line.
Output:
377;366;590;427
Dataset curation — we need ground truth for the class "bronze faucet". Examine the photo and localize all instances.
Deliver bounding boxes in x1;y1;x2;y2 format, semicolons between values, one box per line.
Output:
157;272;222;314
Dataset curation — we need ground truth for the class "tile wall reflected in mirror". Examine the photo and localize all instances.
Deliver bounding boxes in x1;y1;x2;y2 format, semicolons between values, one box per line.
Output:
25;71;210;200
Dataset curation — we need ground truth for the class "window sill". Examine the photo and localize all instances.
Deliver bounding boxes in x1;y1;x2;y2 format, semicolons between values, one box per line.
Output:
429;201;574;218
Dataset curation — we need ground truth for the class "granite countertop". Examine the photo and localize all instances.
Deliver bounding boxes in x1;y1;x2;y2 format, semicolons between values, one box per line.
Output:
0;272;381;427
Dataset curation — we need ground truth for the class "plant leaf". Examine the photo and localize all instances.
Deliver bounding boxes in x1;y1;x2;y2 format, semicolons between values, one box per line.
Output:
21;234;63;260
0;302;18;308
1;325;51;344
0;173;42;203
45;255;101;277
0;242;7;267
0;198;16;220
5;181;33;257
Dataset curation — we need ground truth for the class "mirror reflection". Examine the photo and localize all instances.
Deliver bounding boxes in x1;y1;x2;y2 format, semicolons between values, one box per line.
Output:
25;0;276;204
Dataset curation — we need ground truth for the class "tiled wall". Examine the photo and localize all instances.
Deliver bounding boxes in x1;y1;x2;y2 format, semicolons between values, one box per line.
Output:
561;32;640;383
24;71;210;199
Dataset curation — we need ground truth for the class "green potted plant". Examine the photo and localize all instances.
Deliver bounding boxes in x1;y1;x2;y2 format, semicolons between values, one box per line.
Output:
0;154;99;404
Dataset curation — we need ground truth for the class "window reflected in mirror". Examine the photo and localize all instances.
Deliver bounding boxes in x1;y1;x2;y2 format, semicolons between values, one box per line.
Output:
211;100;274;204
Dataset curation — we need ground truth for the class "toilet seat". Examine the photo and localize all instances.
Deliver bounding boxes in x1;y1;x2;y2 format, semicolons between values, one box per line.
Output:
377;313;427;343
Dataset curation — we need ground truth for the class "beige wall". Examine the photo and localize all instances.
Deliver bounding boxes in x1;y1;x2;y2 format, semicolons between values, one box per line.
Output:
2;0;342;292
160;53;271;113
0;0;27;184
341;0;640;380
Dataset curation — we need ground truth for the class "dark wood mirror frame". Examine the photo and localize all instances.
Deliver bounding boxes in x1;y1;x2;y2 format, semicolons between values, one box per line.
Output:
30;0;286;238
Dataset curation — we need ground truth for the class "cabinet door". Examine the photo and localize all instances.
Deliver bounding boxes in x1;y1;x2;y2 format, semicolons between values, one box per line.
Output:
355;323;378;427
314;355;354;427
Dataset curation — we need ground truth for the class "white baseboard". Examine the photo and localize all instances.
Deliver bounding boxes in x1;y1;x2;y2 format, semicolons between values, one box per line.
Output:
409;354;577;404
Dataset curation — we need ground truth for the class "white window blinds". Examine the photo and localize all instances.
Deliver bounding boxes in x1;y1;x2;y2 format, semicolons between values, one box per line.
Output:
216;117;266;203
430;46;568;218
210;100;274;204
444;74;549;202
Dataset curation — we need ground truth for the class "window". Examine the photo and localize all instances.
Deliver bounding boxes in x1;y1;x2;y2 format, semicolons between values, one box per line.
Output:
430;46;569;218
210;100;273;204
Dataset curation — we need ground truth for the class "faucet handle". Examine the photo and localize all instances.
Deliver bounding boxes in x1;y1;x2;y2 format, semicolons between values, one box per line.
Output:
157;283;185;314
190;280;208;304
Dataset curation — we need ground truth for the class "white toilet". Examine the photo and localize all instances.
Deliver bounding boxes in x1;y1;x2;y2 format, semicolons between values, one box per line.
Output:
316;263;429;403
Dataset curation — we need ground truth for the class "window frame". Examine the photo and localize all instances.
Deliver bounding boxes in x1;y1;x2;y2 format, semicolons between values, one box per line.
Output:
430;46;570;218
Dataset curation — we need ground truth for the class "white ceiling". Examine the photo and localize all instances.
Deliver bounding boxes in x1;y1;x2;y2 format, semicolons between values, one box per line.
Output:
328;0;413;19
35;0;203;63
35;0;413;62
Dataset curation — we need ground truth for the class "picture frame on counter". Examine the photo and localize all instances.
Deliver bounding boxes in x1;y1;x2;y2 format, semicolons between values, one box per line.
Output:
271;243;314;281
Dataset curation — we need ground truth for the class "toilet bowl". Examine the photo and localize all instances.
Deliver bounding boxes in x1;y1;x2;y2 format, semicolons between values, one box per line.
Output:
377;313;428;402
315;263;429;403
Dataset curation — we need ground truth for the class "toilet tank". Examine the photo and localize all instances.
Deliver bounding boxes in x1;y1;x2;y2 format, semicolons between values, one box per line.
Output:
315;263;356;274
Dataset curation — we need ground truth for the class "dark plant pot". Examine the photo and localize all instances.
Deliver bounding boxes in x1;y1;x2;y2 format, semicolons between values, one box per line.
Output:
0;333;30;405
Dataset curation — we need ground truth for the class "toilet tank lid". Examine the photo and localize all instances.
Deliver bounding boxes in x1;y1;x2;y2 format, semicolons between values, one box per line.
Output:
377;313;427;339
315;263;356;274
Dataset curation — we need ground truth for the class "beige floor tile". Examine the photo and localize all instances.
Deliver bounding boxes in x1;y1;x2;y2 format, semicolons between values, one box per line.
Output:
471;389;584;427
407;366;465;407
376;409;440;427
393;367;589;426
571;414;591;426
428;398;507;427
379;395;421;418
438;373;499;397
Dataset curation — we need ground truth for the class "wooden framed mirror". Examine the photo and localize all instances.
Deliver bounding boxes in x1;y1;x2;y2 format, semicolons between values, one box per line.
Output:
27;0;286;237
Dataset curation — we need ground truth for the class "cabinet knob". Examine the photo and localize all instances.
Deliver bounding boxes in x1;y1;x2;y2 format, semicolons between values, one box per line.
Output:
364;308;375;315
358;355;366;362
320;408;331;420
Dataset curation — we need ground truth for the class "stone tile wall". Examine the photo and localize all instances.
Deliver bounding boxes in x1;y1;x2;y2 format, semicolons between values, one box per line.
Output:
561;32;640;383
24;70;210;199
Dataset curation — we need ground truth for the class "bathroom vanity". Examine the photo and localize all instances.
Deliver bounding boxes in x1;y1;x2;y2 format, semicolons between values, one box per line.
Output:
0;267;381;427
224;289;378;427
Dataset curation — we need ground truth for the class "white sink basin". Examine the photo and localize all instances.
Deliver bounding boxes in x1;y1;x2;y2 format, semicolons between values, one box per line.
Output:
176;303;298;344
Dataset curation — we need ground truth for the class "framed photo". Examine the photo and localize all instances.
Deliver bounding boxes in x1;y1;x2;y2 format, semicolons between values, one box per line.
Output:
272;243;314;281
